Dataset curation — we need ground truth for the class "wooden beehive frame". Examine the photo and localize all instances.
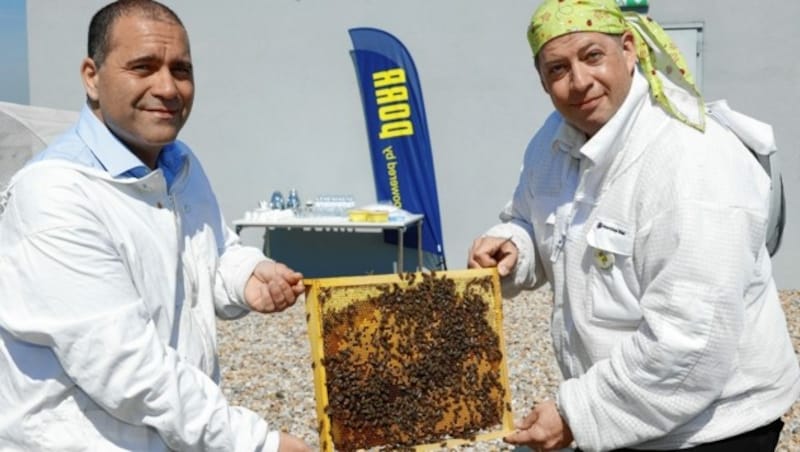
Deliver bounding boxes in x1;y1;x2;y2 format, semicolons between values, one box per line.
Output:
305;268;514;451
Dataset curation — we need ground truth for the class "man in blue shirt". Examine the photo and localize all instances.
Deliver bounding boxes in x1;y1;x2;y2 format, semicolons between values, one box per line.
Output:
0;1;312;450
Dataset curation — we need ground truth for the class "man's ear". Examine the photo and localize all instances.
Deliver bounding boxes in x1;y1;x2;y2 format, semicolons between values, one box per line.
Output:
621;30;637;74
81;57;100;103
534;55;550;94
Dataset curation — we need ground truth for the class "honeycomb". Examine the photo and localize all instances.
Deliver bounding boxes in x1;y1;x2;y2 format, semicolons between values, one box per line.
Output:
304;268;513;451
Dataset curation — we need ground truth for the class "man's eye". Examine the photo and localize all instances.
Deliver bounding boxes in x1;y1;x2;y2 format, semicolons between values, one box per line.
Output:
586;51;603;62
172;66;193;79
549;64;566;77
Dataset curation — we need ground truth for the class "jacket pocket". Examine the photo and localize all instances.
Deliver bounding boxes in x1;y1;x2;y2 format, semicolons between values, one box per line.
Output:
586;218;641;325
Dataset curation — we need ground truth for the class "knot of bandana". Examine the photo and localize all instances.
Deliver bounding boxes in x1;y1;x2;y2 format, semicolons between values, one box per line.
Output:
527;0;705;131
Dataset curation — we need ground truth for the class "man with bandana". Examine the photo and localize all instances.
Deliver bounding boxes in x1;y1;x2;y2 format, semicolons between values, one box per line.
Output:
468;0;799;451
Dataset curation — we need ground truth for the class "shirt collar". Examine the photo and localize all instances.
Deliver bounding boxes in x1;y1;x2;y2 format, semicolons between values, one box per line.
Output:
552;119;587;159
581;68;649;163
75;104;188;184
551;68;649;163
75;104;144;178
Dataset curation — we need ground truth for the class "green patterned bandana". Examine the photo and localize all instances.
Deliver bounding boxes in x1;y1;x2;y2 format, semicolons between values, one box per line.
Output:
528;0;705;131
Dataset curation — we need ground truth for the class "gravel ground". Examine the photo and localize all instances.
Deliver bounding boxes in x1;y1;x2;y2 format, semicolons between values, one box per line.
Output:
217;288;800;451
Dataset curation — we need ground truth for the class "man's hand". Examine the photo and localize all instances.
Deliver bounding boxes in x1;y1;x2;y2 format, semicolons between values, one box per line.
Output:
277;432;313;452
503;400;574;451
467;236;518;277
244;260;304;313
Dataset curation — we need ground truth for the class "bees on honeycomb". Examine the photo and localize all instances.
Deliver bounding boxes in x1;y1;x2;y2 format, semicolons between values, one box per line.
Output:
308;270;511;451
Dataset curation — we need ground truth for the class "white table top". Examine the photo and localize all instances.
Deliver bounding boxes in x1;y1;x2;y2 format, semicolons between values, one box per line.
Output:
233;213;424;231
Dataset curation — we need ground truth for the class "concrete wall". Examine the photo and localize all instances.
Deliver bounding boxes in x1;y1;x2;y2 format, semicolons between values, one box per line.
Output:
26;0;799;287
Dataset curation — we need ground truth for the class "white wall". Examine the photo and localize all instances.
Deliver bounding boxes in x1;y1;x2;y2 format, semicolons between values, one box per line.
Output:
26;0;799;288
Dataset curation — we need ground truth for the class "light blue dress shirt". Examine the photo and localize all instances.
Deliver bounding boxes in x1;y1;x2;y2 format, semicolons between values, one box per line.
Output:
31;104;187;189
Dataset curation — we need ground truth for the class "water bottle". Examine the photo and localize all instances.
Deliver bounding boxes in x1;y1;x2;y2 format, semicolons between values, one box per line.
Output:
286;189;300;214
269;190;284;210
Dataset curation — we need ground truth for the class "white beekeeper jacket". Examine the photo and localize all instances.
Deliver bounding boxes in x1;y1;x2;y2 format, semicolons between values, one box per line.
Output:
487;70;800;450
0;107;279;451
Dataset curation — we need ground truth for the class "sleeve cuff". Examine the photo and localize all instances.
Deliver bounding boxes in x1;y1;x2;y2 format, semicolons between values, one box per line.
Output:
484;222;538;297
231;252;272;307
263;430;280;452
216;245;271;317
558;377;599;451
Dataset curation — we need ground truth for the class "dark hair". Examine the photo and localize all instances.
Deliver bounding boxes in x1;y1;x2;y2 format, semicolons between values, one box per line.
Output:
87;0;184;67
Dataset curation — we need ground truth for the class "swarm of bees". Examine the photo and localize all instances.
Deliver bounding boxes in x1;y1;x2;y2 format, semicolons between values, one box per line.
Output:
306;268;513;451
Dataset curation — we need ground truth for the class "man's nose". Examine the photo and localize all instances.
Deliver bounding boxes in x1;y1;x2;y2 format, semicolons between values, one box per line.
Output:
151;67;179;98
570;64;592;92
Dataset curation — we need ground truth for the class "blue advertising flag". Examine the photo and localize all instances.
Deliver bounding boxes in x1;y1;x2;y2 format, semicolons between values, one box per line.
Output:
348;27;446;270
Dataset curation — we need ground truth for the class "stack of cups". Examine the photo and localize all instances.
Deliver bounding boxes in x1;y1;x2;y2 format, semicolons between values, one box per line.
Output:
312;194;355;217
